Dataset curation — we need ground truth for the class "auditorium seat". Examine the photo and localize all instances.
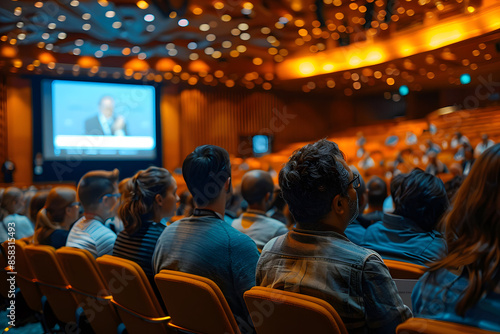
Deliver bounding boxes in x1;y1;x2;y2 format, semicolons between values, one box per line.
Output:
243;286;348;334
396;317;498;334
24;244;82;327
154;269;241;334
56;247;124;334
4;241;57;332
96;255;170;334
384;259;427;279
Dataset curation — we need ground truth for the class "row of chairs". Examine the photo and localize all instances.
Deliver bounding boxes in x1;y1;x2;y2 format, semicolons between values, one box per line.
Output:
1;241;495;334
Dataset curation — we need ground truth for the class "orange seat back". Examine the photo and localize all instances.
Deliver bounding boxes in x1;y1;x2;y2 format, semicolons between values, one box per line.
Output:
154;270;241;334
24;244;79;324
56;247;123;334
244;286;348;334
396;317;498;334
6;241;44;312
384;259;426;279
96;255;169;334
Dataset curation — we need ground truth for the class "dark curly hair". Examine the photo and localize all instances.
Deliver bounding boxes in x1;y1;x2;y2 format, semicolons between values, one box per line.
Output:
279;139;349;228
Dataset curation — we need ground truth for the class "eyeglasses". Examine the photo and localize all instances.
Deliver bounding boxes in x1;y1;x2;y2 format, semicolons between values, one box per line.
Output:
347;174;361;189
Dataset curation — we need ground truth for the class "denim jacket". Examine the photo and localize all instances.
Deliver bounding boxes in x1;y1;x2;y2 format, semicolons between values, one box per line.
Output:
256;228;412;334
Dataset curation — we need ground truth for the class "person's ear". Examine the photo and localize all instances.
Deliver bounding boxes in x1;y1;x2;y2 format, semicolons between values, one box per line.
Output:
264;192;271;203
225;177;231;193
155;193;163;207
332;194;346;215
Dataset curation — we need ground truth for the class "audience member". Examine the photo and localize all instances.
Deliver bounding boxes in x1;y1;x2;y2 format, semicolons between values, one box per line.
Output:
412;144;500;332
153;145;260;333
231;170;288;250
344;167;370;245
34;187;80;248
105;177;129;234
0;187;34;242
444;175;465;202
425;139;441;155
114;167;178;284
29;189;50;224
425;151;449;175
224;185;243;224
474;133;494;158
450;131;470;149
66;169;119;258
461;144;475;176
362;169;449;266
266;188;289;227
256;139;411;333
383;173;406;213
364;176;386;224
175;191;194;217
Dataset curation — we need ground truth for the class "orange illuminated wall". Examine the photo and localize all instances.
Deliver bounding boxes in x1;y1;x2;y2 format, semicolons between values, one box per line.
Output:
5;77;32;186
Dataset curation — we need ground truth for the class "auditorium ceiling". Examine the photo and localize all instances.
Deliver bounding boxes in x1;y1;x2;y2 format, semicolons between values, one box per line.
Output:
1;0;500;95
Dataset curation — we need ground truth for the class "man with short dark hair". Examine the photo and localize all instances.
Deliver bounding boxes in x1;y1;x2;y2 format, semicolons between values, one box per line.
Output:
363;176;387;223
256;139;411;333
66;169;119;258
153;145;259;333
362;168;449;266
231;170;288;250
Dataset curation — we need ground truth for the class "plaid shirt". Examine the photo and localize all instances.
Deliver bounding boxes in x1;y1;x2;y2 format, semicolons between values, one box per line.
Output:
256;228;412;334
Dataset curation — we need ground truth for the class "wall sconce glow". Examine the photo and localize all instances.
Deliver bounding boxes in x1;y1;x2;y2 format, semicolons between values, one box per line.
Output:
428;30;462;48
460;73;471;84
299;62;315;75
399;85;409;96
366;51;383;62
349;56;362;66
323;64;334;71
144;14;155;22
178;19;189;27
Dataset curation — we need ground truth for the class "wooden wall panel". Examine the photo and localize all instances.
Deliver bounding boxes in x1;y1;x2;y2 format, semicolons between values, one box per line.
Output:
0;75;7;167
179;89;286;159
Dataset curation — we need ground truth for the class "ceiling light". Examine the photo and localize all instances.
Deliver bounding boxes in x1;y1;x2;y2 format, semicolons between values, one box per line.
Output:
178;19;189;27
136;0;149;9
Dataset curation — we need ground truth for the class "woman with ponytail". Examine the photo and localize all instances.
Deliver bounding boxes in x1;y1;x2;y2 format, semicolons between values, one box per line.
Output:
412;143;500;331
0;187;34;242
34;187;81;248
113;166;179;283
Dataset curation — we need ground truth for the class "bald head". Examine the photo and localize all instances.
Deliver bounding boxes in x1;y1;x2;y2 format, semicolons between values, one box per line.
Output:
241;170;274;206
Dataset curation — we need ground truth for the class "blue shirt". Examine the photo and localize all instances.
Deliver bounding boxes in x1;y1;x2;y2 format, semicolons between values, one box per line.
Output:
152;214;260;333
361;213;447;267
256;228;412;334
412;269;500;332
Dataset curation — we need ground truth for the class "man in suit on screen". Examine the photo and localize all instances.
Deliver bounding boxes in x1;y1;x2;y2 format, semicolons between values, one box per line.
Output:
85;96;128;136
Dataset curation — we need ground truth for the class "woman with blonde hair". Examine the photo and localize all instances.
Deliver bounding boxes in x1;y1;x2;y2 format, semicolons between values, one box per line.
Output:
113;166;178;282
34;187;81;248
0;187;34;242
412;143;500;331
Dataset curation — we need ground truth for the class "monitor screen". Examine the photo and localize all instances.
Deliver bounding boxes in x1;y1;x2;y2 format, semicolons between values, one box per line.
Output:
41;79;157;160
252;135;270;155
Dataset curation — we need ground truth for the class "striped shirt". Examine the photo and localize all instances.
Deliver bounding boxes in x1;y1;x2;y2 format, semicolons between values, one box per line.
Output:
113;221;165;280
66;217;117;258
